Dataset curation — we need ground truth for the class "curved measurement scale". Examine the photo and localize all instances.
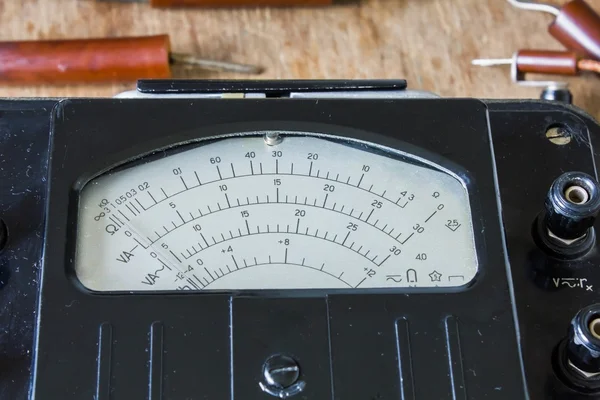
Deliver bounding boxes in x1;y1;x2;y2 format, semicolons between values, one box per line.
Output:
75;134;478;291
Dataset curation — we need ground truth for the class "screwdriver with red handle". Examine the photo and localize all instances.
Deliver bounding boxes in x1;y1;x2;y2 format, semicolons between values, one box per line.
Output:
0;35;262;84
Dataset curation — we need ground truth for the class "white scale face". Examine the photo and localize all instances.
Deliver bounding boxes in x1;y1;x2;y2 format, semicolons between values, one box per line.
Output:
75;134;478;291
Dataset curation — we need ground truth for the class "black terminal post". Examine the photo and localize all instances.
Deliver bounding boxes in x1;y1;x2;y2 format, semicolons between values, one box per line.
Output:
534;172;600;259
556;304;600;393
541;86;573;104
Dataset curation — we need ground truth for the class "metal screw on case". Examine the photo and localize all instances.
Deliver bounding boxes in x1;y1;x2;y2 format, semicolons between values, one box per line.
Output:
263;355;300;388
260;354;306;398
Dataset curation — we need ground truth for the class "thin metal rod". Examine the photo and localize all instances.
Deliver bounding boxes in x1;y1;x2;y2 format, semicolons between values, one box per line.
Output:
506;0;560;16
472;58;514;67
169;53;263;74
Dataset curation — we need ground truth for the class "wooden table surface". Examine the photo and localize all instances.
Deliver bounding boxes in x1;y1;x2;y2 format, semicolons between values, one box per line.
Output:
1;0;600;118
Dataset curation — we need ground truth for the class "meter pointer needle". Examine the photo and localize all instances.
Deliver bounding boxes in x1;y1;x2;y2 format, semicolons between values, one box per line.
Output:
119;220;184;274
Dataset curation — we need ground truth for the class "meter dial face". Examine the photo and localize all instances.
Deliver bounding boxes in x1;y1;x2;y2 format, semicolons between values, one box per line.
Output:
75;134;478;292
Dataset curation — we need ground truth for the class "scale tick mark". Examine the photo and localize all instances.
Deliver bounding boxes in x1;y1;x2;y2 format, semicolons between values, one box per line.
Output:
342;231;351;245
425;210;437;223
200;233;210;247
169;250;182;263
118;210;130;222
401;232;415;244
180;176;188;190
204;267;215;281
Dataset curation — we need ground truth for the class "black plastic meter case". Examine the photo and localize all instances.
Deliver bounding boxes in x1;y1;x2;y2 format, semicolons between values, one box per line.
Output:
3;80;600;400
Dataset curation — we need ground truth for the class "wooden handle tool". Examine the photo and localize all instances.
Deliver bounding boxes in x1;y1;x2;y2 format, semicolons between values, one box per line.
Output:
0;35;262;84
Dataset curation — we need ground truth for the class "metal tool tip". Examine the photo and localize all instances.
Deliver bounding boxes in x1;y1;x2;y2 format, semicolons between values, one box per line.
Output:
506;0;560;16
471;58;513;67
169;53;264;75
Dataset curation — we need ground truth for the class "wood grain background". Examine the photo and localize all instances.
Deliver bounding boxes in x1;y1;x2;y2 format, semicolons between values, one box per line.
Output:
1;0;600;118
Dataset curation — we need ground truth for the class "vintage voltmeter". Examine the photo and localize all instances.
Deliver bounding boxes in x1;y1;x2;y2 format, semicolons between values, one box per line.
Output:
2;80;600;399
